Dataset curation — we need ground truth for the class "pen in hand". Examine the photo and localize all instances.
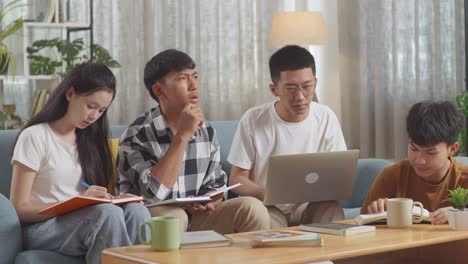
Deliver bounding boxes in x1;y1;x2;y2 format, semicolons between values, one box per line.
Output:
80;179;91;189
81;180;113;199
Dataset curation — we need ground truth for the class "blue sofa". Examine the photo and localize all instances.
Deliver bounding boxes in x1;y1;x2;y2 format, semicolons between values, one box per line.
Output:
0;121;392;263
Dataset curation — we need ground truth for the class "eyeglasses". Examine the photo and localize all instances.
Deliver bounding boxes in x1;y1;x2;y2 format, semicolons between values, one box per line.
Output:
279;80;317;97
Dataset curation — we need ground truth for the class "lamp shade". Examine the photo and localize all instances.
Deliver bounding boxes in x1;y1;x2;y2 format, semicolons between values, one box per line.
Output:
269;12;328;47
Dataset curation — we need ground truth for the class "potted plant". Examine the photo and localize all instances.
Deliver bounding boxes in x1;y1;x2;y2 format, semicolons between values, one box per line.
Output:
444;186;468;230
0;0;25;76
0;104;23;130
27;37;120;76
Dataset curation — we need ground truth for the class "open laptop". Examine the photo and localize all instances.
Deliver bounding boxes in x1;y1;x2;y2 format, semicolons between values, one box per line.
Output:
263;150;360;206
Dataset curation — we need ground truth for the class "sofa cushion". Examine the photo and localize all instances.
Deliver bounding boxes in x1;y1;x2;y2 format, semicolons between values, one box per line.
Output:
110;125;127;139
15;250;84;264
455;156;468;165
343;207;362;220
0;129;18;197
340;159;393;209
0;193;22;263
210;120;239;176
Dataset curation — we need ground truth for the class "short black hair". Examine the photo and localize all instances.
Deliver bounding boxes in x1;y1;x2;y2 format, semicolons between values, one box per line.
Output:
406;101;465;147
268;45;316;84
144;49;195;102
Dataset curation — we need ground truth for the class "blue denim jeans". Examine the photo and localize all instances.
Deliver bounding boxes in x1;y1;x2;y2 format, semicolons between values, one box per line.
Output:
22;203;150;264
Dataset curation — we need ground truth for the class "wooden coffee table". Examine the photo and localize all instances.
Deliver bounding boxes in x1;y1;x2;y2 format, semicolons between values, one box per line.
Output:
102;223;468;264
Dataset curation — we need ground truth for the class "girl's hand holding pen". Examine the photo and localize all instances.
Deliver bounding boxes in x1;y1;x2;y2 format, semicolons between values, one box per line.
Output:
81;180;113;199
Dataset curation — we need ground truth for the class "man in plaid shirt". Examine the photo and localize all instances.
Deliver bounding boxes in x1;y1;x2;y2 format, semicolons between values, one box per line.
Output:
117;49;270;234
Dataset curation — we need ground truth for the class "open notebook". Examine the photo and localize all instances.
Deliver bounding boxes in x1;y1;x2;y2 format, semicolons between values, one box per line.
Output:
38;195;144;216
145;183;241;208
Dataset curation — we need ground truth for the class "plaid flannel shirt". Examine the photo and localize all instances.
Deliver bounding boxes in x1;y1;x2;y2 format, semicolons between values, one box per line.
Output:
117;104;227;201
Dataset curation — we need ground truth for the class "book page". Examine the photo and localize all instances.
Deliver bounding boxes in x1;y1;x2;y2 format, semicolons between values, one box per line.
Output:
111;196;144;205
207;183;242;197
145;196;211;208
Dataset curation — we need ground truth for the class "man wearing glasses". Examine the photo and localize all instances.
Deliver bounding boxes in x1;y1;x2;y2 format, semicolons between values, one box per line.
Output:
228;45;346;227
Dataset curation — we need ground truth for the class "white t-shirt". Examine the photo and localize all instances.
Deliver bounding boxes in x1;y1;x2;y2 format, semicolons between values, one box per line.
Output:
12;123;84;204
228;101;347;189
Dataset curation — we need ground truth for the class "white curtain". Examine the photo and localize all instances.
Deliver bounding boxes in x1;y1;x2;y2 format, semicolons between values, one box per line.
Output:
338;0;465;160
2;0;297;124
4;0;464;161
88;0;287;124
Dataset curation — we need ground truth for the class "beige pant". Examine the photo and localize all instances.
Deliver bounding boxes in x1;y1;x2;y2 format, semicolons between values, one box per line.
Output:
268;200;344;228
148;196;270;234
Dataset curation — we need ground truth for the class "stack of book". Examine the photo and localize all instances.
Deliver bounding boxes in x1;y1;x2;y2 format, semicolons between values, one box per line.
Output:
300;222;376;236
241;230;323;248
180;230;231;249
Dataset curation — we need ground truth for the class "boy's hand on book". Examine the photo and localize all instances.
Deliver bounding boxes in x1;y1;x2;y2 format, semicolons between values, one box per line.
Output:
84;185;113;199
210;192;224;202
185;202;216;215
429;206;453;225
367;198;388;214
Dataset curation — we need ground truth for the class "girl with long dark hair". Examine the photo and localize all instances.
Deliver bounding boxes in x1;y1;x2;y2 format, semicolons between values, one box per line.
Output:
9;62;150;264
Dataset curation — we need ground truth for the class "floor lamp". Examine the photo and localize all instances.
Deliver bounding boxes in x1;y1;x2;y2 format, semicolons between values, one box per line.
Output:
269;11;329;102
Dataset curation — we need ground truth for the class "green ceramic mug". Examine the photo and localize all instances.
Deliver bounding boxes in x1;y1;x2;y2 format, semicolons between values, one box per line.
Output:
138;216;180;251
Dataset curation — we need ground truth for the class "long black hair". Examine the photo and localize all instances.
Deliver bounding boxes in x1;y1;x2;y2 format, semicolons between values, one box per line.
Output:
13;62;117;193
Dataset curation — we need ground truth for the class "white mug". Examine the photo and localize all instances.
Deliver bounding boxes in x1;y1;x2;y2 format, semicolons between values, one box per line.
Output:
387;198;424;228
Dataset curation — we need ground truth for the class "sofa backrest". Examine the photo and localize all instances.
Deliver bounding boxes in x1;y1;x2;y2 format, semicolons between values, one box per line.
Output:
210;120;239;176
0;130;18;197
0;122;239;197
339;158;394;208
0;193;22;261
455;156;468;165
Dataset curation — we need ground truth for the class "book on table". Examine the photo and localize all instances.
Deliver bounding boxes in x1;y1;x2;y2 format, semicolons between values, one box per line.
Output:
299;222;376;236
180;230;231;249
355;206;431;225
145;183;241;208
240;230;323;248
38;195;144;216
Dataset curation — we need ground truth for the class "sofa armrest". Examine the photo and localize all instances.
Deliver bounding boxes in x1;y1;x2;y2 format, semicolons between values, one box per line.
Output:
0;193;22;263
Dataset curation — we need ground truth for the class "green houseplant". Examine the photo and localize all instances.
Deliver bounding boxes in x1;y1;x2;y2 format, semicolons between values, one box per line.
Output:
456;91;468;154
26;37;120;76
0;104;23;130
0;0;25;76
444;186;468;230
444;186;468;210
